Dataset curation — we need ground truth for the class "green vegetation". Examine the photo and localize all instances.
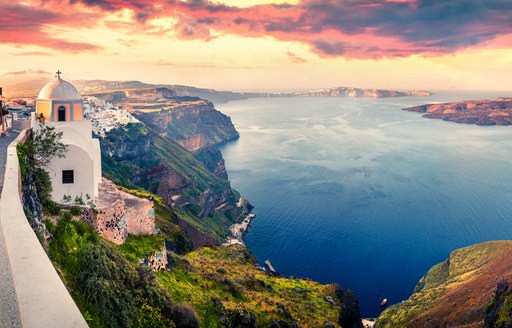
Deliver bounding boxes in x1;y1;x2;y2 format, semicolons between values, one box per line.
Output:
118;234;165;264
377;241;512;328
154;205;191;254
17;126;68;218
42;203;343;328
495;293;512;327
118;186;165;205
100;123;242;242
45;213;198;328
22;117;349;327
17;124;68;176
158;245;342;327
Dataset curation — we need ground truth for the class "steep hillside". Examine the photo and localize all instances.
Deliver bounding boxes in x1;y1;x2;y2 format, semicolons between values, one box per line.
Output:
377;241;512;328
158;245;362;328
39;202;362;328
100;122;244;245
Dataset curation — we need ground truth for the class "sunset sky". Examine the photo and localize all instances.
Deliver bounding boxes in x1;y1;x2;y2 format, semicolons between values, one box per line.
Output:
1;0;512;91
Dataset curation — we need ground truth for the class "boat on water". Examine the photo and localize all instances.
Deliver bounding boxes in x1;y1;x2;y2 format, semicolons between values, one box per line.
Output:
380;298;388;307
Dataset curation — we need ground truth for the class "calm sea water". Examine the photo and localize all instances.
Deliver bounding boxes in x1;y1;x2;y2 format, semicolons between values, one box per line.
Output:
216;92;512;317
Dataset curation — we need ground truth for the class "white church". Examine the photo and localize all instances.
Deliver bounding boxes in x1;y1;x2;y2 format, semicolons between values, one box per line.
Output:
35;71;102;202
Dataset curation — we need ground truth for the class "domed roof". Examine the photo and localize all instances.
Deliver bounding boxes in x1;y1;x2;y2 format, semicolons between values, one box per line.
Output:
37;77;81;100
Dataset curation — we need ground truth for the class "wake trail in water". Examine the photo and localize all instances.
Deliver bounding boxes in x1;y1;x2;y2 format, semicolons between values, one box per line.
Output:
378;119;425;128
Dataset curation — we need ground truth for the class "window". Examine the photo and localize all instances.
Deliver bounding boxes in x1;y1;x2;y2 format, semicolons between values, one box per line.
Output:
58;106;66;122
62;170;74;184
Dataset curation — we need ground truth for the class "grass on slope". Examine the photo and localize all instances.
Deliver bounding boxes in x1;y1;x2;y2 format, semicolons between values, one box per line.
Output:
377;241;512;328
157;245;342;327
117;234;165;264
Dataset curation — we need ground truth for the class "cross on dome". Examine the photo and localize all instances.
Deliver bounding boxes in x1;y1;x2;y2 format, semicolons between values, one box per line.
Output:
56;70;62;79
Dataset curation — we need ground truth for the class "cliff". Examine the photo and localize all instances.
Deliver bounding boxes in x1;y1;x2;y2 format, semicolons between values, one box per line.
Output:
293;87;432;98
403;97;512;125
132;100;239;152
376;241;512;328
99;99;245;244
159;245;363;328
76;80;261;103
85;87;177;103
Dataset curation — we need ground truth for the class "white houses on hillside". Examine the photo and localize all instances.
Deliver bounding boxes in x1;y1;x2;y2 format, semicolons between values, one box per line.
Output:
35;71;102;202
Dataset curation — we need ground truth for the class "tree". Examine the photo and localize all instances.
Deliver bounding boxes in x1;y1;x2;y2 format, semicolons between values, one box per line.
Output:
31;124;68;169
18;124;68;176
17;124;68;216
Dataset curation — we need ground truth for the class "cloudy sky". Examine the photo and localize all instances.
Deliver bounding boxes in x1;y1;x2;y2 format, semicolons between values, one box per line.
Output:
1;0;511;91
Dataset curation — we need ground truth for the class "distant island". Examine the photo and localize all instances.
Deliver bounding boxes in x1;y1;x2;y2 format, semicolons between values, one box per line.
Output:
291;87;432;98
403;97;512;126
2;75;433;102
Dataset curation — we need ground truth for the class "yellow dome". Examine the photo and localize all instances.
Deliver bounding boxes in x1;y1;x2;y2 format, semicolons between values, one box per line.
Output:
37;77;81;100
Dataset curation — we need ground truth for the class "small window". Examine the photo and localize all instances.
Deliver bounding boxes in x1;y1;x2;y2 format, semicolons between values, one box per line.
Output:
62;170;74;184
58;106;66;122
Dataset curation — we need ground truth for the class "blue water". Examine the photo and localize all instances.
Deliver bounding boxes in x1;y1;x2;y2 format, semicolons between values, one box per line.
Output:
216;93;512;317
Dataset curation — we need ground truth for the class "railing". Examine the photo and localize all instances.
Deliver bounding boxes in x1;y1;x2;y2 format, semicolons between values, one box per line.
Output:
0;129;88;327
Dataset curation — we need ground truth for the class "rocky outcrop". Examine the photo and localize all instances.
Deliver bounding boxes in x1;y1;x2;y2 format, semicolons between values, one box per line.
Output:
21;172;47;238
403;97;512;125
85;87;176;103
133;100;239;152
99;123;151;161
112;134;150;161
142;243;168;272
193;145;228;180
294;87;432;98
335;286;364;328
484;279;512;327
125;87;176;100
377;241;512;328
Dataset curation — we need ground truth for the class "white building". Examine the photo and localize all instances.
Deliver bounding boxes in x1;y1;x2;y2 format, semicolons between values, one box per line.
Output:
35;72;102;202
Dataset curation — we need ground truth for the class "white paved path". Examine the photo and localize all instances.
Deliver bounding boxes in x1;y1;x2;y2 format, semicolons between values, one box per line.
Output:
0;131;21;328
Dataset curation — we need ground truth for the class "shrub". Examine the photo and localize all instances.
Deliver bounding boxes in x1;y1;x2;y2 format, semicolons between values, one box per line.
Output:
69;206;82;216
78;243;138;328
46;201;61;215
136;300;176;328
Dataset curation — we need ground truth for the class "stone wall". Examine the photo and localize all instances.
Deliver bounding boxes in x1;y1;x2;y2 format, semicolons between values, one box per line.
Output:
81;179;155;244
143;243;168;272
83;200;128;244
125;197;155;236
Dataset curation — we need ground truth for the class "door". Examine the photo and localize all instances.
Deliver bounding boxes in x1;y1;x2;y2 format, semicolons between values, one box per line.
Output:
58;106;66;121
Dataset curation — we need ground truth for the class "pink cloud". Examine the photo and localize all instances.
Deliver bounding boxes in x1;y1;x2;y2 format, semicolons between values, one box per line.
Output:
2;0;511;59
0;3;102;52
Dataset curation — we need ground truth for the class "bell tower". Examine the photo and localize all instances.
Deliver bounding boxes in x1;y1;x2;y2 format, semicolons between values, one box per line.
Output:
35;71;101;201
36;70;84;123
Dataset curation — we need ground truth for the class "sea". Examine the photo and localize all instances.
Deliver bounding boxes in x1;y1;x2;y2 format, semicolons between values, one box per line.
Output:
216;92;512;317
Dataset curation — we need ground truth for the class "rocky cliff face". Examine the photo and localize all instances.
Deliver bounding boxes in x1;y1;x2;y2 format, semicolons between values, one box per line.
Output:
101;125;151;161
193;145;228;180
377;241;512;328
133;100;239;152
403;97;512;125
294;87;432;98
100;102;245;243
484;278;512;327
85;87;176;103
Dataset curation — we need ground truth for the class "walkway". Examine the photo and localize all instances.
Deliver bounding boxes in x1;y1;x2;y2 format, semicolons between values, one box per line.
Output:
0;131;22;328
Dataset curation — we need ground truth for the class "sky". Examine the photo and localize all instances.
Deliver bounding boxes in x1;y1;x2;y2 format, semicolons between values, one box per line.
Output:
1;0;512;92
